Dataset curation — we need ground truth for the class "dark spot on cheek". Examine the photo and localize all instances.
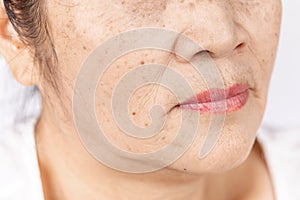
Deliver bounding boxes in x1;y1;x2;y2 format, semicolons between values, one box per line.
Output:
144;122;149;126
189;2;195;9
184;168;187;171
132;112;136;116
83;46;87;50
141;60;145;65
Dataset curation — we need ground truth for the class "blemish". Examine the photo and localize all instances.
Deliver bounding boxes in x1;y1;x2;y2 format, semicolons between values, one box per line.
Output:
189;2;195;9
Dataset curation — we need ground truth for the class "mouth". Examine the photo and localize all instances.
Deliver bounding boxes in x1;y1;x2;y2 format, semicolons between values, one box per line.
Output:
177;84;250;114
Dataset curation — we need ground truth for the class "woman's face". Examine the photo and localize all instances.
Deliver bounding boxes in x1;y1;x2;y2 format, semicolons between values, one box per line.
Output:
37;0;281;173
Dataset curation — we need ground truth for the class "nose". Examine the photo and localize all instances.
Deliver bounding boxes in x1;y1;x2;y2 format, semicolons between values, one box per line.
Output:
166;1;249;62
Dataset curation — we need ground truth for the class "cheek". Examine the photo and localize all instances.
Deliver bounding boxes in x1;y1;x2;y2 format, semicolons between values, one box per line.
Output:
45;2;136;104
239;1;282;73
231;1;282;104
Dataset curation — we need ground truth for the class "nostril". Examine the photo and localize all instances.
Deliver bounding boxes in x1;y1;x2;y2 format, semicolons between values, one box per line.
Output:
201;50;217;59
235;42;246;50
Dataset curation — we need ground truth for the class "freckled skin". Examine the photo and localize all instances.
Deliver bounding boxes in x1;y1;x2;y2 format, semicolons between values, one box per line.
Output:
7;0;282;199
44;0;281;168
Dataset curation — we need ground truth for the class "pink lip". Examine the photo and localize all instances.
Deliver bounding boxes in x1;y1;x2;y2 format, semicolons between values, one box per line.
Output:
179;84;249;113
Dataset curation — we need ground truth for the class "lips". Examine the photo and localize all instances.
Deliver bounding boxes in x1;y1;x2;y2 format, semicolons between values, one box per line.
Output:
179;84;250;113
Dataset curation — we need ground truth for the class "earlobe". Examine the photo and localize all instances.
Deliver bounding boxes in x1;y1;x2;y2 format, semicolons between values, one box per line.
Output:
0;5;38;86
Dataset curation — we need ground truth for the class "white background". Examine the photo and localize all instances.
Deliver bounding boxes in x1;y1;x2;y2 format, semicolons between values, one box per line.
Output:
0;1;299;128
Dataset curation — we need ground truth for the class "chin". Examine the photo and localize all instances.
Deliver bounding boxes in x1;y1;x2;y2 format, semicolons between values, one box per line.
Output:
168;97;264;175
169;137;256;175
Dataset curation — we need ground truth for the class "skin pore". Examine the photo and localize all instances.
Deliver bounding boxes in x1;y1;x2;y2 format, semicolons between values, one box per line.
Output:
0;0;282;199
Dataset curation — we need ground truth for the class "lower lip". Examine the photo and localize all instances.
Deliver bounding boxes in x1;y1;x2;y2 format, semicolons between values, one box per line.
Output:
179;85;249;114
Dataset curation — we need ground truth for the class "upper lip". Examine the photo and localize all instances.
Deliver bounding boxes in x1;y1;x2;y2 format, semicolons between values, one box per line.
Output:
180;83;250;105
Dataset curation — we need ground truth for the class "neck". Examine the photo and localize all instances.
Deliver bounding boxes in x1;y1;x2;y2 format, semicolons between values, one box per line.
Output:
34;107;265;200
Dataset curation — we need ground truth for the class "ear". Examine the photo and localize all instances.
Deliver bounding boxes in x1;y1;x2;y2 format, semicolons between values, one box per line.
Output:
0;3;39;86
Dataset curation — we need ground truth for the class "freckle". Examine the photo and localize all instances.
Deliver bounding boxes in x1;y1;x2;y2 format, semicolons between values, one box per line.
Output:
132;112;136;116
83;46;87;50
162;136;166;140
144;123;149;127
189;2;195;9
184;168;187;171
141;61;145;65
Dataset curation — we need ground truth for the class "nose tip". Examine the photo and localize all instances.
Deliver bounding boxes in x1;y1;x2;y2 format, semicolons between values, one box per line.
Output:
203;26;248;59
169;1;249;63
172;25;248;64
